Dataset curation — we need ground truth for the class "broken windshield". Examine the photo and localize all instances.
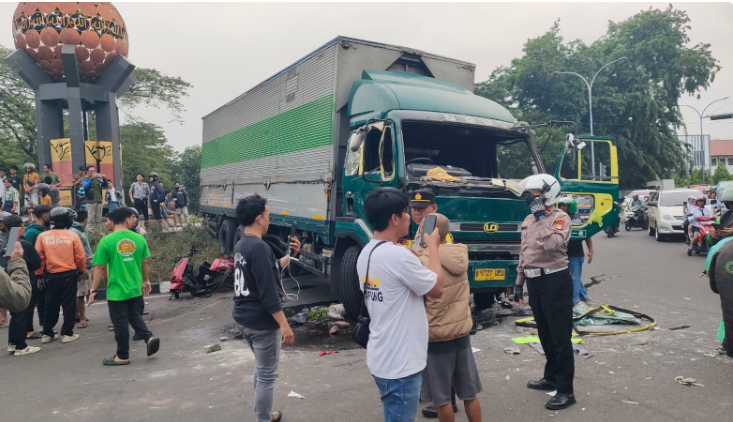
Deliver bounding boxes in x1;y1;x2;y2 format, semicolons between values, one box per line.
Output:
401;121;539;180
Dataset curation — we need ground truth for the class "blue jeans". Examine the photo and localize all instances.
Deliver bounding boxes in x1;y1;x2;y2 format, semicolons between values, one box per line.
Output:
237;324;281;422
373;372;422;422
568;256;588;304
108;202;121;211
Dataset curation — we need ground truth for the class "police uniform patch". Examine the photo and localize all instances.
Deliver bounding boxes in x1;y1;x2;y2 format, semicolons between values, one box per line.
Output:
554;217;567;231
522;216;533;227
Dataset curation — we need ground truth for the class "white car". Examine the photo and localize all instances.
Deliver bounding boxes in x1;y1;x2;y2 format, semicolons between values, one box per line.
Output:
646;189;704;241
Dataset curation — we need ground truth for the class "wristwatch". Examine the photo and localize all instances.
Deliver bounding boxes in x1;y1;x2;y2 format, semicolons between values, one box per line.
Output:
90;290;98;294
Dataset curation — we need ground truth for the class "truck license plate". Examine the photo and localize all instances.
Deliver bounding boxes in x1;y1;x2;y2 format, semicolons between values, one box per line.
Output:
474;268;505;281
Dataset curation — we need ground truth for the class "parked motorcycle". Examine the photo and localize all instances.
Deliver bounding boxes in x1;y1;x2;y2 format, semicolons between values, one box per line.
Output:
625;209;647;231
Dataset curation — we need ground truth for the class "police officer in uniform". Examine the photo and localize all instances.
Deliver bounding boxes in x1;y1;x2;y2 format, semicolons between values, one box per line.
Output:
514;174;575;410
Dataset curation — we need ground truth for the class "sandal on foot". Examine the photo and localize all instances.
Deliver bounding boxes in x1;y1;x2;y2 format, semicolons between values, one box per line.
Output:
142;310;149;316
108;326;115;332
26;332;42;340
147;338;160;357
78;322;88;329
103;356;130;366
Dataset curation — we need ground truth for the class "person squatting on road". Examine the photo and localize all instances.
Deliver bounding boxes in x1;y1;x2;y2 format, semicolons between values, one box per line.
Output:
418;213;483;422
556;197;593;304
35;207;87;345
357;187;444;422
2;215;42;356
232;194;301;422
88;207;160;366
514;174;575;410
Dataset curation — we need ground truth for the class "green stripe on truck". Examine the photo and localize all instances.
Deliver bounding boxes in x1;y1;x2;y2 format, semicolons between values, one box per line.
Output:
202;94;334;169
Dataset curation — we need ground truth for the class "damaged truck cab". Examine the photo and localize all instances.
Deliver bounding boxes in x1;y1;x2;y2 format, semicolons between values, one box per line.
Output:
199;37;618;321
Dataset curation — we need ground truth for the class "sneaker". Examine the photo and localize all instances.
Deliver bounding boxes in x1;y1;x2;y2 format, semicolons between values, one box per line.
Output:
271;411;283;422
7;345;16;353
14;346;41;356
61;334;80;344
42;334;59;344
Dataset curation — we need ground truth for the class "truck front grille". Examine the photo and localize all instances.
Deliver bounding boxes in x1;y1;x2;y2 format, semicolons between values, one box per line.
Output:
459;223;519;232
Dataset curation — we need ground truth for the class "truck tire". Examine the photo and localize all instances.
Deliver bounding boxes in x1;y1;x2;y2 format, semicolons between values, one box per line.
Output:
340;245;364;321
219;219;237;253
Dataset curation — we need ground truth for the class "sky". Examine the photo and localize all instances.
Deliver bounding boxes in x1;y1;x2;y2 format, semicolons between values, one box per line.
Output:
1;2;732;151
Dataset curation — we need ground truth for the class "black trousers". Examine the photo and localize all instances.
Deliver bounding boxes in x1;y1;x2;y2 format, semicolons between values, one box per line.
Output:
26;278;45;333
526;269;575;394
134;198;150;221
9;303;34;349
715;269;733;356
43;272;77;337
108;296;153;360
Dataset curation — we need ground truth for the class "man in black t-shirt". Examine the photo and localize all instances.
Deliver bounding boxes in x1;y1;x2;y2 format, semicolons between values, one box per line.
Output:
232;194;300;422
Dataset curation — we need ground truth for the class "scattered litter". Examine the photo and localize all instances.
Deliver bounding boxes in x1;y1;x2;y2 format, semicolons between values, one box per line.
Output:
220;337;228;342
546;390;557;397
472;347;481;353
597;362;607;365
645;377;652;380
675;376;704;387
527;342;588;356
512;336;584;345
653;327;661;330
669;325;690;331
327;304;346;320
319;350;339;356
609;371;614;374
505;375;511;380
703;352;717;358
584;354;594;359
209;378;214;381
582;408;586;411
205;344;222;353
622;401;639;405
504;347;521;355
288;391;305;399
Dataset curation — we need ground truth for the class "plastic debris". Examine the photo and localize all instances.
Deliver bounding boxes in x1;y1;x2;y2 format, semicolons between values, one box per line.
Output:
505;375;511;380
472;347;481;353
319;350;339;356
504;347;521;355
546;390;557;397
328;304;346;320
675;376;704;387
205;344;222;353
220;336;228;342
622;401;639;405
288;391;305;399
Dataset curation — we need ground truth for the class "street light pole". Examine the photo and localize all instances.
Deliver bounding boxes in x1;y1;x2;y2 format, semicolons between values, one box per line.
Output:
678;96;729;184
556;57;629;178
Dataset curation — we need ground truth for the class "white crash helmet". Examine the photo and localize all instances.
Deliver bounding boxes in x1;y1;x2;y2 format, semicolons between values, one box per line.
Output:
519;174;563;206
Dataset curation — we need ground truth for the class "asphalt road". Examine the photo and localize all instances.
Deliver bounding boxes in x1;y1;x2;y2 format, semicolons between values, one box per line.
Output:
1;229;731;421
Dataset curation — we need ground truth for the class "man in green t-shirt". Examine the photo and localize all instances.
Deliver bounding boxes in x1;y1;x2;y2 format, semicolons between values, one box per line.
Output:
40;164;61;188
88;207;160;366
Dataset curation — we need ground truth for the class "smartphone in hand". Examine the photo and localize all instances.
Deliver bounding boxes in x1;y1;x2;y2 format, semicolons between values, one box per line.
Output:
712;223;725;231
4;227;21;257
288;222;297;256
421;214;438;248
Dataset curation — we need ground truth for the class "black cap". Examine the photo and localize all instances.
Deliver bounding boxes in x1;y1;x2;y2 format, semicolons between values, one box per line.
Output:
409;189;436;208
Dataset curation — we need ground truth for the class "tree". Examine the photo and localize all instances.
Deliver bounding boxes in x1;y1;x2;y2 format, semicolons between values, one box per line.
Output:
712;163;731;185
119;122;178;190
475;6;720;188
173;145;201;213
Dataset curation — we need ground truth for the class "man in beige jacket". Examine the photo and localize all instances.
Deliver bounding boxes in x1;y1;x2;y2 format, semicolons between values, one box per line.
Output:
419;214;483;422
0;241;31;313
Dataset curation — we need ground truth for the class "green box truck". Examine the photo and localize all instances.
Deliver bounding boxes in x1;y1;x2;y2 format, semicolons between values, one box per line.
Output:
200;37;619;320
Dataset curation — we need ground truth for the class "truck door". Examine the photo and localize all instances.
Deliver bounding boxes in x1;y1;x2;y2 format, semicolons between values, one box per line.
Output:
555;135;619;239
342;121;398;218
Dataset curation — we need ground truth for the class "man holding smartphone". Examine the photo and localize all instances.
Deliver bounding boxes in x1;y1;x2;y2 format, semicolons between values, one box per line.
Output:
232;194;301;422
358;187;444;422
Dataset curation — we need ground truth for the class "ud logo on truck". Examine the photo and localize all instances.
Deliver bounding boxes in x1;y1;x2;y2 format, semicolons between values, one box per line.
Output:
483;222;499;233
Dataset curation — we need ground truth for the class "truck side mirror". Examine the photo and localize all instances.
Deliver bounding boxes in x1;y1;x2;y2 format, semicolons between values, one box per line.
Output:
348;128;367;152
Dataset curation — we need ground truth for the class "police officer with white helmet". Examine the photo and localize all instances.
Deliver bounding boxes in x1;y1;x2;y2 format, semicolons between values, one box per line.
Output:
514;174;575;410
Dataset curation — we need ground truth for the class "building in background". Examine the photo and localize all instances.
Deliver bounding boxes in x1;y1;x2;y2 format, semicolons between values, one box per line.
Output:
710;139;733;173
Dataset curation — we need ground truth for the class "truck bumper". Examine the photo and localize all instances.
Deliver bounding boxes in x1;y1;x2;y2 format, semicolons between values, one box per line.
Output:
468;259;518;291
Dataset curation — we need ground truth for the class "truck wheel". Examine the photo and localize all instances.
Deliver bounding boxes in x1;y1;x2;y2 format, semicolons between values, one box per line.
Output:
219;219;237;253
340;245;364;321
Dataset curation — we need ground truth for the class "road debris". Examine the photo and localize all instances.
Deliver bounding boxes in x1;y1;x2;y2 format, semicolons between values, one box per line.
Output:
669;325;690;331
220;336;228;342
622;401;639;405
205;344;221;353
504;347;521;355
675;376;704;387
320;350;339;356
472;347;481;353
505;375;511;380
288;391;306;399
546;390;557;397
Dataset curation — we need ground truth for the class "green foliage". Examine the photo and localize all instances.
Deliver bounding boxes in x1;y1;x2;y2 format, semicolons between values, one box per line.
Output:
675;168;704;187
119;68;193;124
119;121;177;189
475;6;720;188
712;163;732;185
172;145;201;213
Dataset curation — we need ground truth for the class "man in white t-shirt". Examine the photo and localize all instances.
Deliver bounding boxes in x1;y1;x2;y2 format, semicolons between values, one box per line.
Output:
357;187;444;422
